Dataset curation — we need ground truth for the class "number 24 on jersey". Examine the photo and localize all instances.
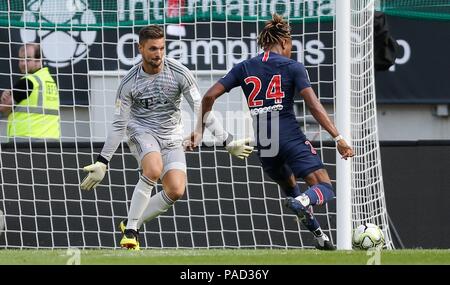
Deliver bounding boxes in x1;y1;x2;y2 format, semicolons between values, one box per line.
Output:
244;75;285;107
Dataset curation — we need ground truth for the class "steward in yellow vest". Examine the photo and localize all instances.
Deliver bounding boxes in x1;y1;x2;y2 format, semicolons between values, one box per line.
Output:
0;44;60;139
7;67;60;138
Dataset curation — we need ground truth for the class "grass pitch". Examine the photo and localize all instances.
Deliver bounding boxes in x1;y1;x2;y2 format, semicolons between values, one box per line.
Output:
0;249;449;265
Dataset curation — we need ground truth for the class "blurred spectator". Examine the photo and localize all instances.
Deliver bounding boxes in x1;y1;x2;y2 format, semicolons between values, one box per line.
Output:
0;43;60;139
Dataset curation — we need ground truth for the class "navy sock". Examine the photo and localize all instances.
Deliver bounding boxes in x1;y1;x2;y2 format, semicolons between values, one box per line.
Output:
283;184;301;198
299;212;321;233
304;183;335;206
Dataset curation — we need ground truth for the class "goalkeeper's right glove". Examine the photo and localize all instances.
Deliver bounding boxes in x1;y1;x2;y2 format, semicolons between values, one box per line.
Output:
225;137;254;159
80;160;107;191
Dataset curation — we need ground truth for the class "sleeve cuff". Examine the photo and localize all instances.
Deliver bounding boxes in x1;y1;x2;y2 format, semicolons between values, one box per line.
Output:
333;135;344;142
223;133;234;146
97;155;109;165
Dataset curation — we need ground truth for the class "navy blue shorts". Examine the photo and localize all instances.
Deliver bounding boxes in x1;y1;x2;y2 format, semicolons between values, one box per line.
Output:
258;139;324;181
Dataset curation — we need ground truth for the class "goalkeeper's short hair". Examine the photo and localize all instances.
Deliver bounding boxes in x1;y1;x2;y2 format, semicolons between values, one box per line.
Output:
139;25;164;44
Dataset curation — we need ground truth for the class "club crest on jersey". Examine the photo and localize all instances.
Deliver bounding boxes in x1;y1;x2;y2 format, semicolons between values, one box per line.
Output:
250;104;284;116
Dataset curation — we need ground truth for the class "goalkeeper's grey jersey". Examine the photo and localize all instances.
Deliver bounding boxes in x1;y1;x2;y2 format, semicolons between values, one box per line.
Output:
100;58;200;161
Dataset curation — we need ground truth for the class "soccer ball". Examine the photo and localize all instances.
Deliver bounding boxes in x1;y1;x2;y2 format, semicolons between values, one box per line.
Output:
352;223;385;250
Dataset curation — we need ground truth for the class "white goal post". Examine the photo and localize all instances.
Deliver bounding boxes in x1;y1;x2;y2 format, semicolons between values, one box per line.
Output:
336;0;352;250
0;0;393;249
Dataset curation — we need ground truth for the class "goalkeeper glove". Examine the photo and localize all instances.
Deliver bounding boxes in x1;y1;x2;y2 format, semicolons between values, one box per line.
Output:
225;137;254;159
80;160;107;191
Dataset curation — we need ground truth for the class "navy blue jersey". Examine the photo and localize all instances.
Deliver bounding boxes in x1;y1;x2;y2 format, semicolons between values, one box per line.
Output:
219;51;311;147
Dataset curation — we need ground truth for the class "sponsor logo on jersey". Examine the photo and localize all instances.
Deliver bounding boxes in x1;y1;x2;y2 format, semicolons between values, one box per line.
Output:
250;104;283;116
137;97;170;109
138;97;154;109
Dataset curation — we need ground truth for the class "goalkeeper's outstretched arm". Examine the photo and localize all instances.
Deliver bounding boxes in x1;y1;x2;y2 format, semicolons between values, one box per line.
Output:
80;79;132;191
182;81;230;144
195;82;226;144
185;82;253;159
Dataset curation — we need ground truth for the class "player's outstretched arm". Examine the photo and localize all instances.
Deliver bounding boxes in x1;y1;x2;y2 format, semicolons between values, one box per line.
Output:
80;78;132;190
184;82;254;159
197;82;226;135
80;123;127;190
184;82;226;150
300;87;354;160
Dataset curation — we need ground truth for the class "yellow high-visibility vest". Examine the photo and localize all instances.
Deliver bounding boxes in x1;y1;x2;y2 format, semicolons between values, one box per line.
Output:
7;67;60;139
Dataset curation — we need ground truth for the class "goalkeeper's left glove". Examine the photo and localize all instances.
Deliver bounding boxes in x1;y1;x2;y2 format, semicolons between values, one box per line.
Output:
80;156;108;191
225;136;254;159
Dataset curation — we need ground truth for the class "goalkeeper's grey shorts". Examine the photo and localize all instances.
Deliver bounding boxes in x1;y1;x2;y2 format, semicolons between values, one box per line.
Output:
128;132;186;178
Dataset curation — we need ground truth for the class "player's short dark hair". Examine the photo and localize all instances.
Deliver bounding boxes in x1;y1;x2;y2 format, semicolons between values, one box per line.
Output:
257;13;291;50
139;25;164;44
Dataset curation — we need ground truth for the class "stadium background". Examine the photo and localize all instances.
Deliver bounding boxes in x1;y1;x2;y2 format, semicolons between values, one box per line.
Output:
0;1;449;250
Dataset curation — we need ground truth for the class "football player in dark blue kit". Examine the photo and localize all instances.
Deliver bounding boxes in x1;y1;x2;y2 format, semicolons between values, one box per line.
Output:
186;13;354;250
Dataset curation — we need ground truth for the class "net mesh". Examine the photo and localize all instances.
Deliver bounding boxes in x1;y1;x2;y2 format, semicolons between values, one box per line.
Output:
0;0;396;249
351;0;393;249
378;0;450;21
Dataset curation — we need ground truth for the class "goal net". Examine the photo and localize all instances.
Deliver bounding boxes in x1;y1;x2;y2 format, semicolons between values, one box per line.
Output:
0;0;393;249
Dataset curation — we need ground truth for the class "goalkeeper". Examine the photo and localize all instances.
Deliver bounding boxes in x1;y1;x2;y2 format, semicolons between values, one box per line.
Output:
80;25;253;250
186;14;354;250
